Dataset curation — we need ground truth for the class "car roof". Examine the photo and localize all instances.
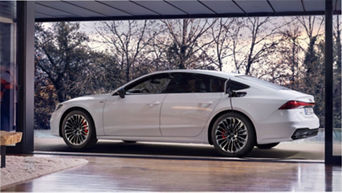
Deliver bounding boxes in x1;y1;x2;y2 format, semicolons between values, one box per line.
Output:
148;69;239;79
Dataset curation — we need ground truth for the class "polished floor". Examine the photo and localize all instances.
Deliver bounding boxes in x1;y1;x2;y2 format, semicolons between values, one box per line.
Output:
2;154;342;192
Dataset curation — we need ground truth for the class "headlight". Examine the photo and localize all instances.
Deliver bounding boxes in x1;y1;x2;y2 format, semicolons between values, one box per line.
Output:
55;103;63;111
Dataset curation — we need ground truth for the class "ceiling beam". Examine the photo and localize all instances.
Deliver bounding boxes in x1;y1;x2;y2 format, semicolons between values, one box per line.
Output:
232;0;247;15
300;0;307;12
197;0;218;15
95;1;134;16
163;0;189;15
61;1;107;17
130;1;161;16
266;0;276;13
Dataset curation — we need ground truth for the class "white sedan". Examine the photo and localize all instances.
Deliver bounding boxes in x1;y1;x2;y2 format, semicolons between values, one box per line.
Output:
50;70;319;157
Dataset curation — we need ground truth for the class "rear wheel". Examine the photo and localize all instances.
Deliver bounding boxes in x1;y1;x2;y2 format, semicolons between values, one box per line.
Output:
61;110;97;149
211;112;255;157
256;143;279;149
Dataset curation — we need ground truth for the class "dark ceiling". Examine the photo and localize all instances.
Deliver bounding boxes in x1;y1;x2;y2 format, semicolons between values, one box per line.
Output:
35;0;341;22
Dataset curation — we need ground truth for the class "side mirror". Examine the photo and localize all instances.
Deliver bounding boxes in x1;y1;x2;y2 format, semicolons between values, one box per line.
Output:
117;88;126;98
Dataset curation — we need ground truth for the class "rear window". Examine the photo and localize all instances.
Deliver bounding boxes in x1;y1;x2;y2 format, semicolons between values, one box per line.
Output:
237;75;289;90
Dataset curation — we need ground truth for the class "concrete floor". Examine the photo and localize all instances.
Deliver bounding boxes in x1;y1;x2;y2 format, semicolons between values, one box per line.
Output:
34;130;325;161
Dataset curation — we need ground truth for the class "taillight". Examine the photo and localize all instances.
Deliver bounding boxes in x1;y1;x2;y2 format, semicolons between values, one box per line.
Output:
279;100;315;110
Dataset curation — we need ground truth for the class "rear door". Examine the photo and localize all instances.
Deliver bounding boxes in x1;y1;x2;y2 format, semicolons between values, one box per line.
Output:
160;73;226;137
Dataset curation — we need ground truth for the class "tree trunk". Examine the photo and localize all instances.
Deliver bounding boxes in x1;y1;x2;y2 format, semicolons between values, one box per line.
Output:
55;85;65;102
179;19;188;69
126;65;130;82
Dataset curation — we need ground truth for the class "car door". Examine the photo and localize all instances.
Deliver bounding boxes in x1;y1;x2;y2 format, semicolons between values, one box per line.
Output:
103;73;171;136
160;73;227;137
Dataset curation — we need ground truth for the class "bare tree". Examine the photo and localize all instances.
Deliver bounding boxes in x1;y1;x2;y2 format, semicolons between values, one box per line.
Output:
230;17;281;75
277;23;305;87
205;18;235;71
162;19;217;69
296;16;324;79
35;22;91;102
96;20;157;82
147;36;169;71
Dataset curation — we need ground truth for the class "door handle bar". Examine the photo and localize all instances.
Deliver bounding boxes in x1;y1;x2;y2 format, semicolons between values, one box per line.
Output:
149;101;161;107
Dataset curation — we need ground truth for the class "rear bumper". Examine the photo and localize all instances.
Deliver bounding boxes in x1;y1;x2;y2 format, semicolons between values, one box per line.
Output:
291;128;319;140
254;109;320;144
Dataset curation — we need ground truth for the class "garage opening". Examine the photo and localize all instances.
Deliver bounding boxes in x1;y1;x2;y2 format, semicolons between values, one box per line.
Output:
33;15;341;161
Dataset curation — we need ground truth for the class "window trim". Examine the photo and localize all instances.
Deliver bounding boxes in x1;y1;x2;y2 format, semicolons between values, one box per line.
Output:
114;72;229;96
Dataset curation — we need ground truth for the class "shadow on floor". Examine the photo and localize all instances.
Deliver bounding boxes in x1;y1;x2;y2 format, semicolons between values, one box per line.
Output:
34;136;323;160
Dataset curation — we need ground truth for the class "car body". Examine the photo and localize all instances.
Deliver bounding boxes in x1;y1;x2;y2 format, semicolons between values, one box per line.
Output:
50;70;320;156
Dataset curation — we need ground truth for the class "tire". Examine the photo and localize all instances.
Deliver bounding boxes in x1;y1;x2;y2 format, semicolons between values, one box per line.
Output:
122;140;137;143
211;112;255;157
256;142;279;149
61;110;97;149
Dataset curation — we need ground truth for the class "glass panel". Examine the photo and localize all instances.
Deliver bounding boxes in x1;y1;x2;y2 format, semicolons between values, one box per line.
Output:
333;15;342;156
0;1;16;132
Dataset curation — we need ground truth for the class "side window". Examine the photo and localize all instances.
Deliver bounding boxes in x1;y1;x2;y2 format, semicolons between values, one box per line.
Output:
227;79;249;91
164;73;192;93
165;73;226;93
125;74;171;94
195;74;226;93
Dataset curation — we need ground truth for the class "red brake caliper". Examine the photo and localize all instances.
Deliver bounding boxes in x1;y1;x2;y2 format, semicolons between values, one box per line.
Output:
83;121;88;135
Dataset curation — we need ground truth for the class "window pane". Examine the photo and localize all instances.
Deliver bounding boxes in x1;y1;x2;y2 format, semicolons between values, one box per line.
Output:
165;73;192;93
126;74;171;94
227;80;250;91
0;1;16;132
333;15;342;156
166;73;226;93
195;74;226;93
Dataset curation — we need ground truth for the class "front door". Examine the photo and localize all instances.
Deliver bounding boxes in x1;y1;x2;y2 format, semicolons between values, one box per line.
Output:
103;73;171;136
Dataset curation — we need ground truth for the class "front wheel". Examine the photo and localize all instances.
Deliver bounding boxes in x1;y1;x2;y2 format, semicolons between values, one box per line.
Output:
61;110;97;149
211;112;255;157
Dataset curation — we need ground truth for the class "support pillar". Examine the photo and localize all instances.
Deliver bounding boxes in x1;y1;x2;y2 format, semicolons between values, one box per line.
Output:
11;1;35;154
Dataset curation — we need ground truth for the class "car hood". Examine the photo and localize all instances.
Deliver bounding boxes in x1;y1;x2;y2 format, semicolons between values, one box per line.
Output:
64;93;110;103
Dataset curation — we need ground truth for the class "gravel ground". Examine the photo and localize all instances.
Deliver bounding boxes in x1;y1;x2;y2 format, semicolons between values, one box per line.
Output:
0;155;88;190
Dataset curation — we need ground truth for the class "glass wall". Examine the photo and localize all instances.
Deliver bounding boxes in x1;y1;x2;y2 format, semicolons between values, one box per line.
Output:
0;1;16;131
333;14;342;156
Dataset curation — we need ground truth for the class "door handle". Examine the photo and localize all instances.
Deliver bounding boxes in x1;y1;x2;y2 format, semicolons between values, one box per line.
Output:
149;101;161;107
200;101;213;107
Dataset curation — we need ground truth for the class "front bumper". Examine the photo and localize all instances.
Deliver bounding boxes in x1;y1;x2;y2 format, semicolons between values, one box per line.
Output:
50;110;63;137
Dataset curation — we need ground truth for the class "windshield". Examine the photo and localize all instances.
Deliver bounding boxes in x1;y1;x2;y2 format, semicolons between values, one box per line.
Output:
237;75;289;90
